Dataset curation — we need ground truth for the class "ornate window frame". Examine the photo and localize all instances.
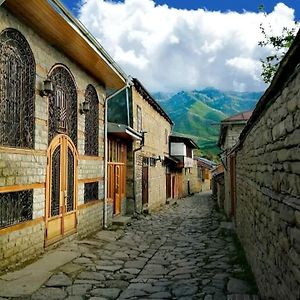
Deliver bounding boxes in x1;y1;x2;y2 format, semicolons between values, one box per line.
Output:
0;28;36;148
84;84;99;156
48;64;78;146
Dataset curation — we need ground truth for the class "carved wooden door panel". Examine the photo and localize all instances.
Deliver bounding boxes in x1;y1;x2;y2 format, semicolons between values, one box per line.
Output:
45;135;78;246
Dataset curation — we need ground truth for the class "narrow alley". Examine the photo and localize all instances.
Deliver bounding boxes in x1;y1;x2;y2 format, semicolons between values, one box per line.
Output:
0;193;259;300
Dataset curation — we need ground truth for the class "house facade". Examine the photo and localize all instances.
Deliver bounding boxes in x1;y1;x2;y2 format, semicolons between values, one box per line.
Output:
233;30;300;299
169;135;201;197
106;78;174;215
218;111;252;217
131;79;173;212
0;0;128;271
196;157;214;192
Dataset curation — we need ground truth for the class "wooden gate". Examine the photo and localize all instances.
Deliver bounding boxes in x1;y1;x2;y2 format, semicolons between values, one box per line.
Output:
45;135;78;246
166;174;171;199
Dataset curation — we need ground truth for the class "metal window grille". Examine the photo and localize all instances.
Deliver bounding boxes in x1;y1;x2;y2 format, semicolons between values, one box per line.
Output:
84;182;99;203
51;146;60;217
0;190;33;228
84;84;99;156
48;66;77;146
67;147;74;211
0;28;35;148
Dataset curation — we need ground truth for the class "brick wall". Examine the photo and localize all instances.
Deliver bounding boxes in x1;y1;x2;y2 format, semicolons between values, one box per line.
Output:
0;221;44;272
78;202;103;238
235;69;300;299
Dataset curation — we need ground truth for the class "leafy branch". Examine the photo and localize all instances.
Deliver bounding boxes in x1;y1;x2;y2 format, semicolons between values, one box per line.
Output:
258;5;297;83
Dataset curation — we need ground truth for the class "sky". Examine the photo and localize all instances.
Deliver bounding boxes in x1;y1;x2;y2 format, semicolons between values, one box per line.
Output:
61;0;300;93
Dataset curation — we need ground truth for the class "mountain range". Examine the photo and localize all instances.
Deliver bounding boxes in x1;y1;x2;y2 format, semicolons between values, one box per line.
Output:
154;88;263;159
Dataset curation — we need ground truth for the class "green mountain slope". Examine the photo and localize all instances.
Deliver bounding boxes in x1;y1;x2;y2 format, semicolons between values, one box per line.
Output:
155;88;262;159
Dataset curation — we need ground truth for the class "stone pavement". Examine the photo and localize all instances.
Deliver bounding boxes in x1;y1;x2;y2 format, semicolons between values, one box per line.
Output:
0;192;260;300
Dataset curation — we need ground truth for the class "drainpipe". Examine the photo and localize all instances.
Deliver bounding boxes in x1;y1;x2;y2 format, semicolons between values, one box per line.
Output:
103;81;131;229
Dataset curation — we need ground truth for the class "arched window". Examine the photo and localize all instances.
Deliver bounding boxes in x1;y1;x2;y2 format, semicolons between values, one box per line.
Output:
48;65;77;146
84;84;99;156
0;28;35;148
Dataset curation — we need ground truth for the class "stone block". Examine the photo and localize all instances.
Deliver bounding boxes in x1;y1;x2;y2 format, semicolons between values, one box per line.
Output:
279;204;295;224
287;98;298;113
289;227;300;251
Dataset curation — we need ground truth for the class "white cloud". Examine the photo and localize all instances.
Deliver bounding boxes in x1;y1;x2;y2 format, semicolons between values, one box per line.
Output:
79;0;297;92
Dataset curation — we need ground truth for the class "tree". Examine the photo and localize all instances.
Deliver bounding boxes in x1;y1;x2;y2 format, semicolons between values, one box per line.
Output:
258;5;297;83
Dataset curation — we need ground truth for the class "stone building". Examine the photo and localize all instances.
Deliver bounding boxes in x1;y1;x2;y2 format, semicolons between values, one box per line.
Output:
218;111;252;217
196;157;215;192
169;135;201;197
233;30;300;299
211;164;225;209
106;78;173;215
0;0;129;271
131;79;173;212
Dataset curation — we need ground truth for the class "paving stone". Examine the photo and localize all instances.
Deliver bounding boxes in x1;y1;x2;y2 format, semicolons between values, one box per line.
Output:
124;260;146;269
66;284;92;296
60;263;84;275
96;265;122;272
118;289;148;299
148;291;172;298
227;278;252;294
90;288;121;299
104;280;129;289
45;273;72;287
173;285;198;297
31;288;67;300
77;272;105;281
65;296;84;300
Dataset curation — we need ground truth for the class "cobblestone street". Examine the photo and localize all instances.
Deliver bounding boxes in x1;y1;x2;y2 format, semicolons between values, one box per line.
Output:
2;192;259;300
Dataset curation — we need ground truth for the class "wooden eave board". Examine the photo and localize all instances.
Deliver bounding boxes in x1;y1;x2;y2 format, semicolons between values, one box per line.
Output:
4;0;125;90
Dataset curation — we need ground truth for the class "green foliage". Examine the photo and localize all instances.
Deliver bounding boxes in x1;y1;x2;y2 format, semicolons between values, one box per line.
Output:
258;5;297;83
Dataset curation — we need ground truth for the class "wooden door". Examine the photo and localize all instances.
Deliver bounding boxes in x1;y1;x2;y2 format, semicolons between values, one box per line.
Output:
114;165;121;215
142;166;149;205
45;135;78;246
166;174;171;199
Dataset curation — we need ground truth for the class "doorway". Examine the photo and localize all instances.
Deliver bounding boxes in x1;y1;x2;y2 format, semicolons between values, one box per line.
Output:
142;166;149;207
45;135;78;246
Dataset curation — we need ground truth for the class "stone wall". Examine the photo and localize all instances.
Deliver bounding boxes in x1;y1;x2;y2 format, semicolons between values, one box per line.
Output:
235;69;300;299
224;124;245;150
0;7;106;269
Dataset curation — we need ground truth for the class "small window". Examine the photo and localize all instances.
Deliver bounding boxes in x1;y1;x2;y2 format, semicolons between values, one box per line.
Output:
84;182;99;203
0;190;33;228
137;105;142;132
